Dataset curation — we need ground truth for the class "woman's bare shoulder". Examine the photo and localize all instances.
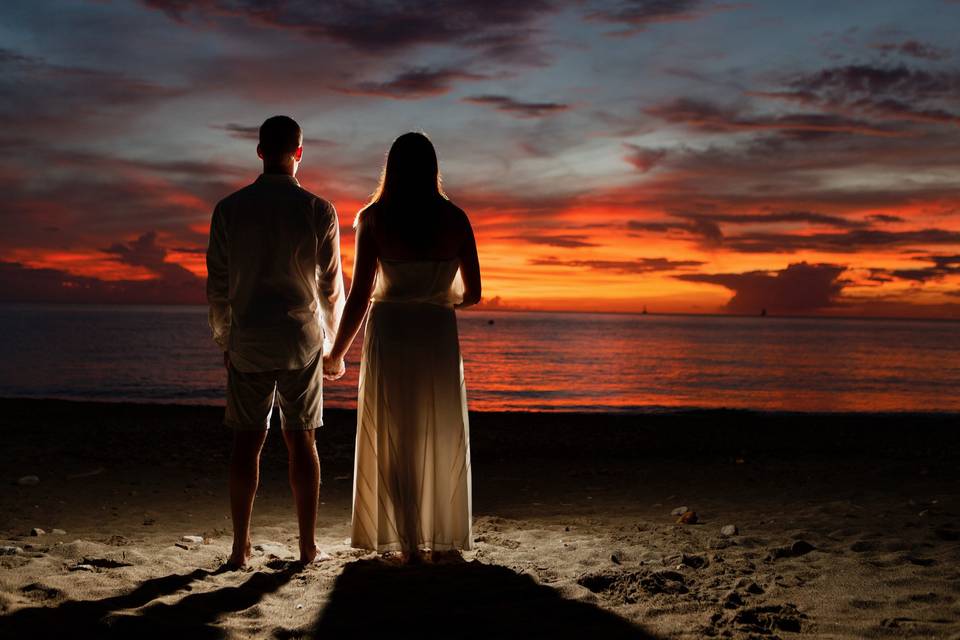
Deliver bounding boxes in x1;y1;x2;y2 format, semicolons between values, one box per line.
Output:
354;201;381;230
441;199;471;227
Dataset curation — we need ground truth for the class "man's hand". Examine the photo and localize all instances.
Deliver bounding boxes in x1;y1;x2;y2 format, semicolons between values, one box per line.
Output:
223;351;231;370
323;355;346;381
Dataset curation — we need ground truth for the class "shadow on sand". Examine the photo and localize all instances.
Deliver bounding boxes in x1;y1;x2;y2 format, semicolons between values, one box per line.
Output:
0;564;296;639
1;559;660;638
285;558;658;639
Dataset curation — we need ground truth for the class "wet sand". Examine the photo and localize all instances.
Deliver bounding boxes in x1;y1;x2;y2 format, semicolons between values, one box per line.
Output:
1;399;958;638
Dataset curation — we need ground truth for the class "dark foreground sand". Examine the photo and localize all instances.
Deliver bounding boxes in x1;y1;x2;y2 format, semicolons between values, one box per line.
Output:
0;399;958;639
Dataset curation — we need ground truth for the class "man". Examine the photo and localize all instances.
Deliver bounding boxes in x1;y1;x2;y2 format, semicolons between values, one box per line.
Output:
206;115;345;568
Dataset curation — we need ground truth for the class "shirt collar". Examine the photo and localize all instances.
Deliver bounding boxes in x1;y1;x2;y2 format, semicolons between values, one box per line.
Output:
256;173;300;186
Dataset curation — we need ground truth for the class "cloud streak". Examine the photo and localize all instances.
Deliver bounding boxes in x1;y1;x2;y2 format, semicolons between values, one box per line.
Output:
338;67;489;99
463;95;569;117
532;256;706;274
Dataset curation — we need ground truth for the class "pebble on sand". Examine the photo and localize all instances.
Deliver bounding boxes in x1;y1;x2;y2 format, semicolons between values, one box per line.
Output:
670;506;689;516
676;510;699;524
16;475;40;486
181;535;204;544
0;546;23;555
51;529;66;535
31;527;46;536
720;524;738;536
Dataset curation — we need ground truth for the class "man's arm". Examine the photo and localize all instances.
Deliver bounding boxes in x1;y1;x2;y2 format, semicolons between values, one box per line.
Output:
206;203;231;357
325;213;378;378
316;200;346;355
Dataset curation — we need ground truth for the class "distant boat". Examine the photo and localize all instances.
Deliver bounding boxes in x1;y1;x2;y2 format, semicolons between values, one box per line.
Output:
642;305;648;315
760;308;767;317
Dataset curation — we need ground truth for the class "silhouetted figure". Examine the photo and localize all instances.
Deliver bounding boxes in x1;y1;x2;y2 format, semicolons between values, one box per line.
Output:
325;132;481;561
206;115;345;567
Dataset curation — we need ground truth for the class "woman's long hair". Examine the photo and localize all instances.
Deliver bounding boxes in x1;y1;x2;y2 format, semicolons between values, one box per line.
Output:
356;132;446;227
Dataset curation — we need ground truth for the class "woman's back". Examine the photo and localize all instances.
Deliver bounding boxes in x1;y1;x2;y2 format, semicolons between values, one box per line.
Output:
364;198;468;261
363;199;467;305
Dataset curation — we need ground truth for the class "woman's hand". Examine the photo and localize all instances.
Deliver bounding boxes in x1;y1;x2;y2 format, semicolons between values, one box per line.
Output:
322;355;346;381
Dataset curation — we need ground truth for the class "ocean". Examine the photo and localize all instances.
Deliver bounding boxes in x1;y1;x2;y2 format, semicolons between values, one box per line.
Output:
0;304;958;413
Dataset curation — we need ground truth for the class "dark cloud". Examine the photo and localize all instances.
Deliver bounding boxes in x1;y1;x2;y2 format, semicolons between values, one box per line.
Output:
338;67;489;99
885;254;960;282
586;0;733;34
676;262;847;313
873;40;951;61
602;130;960;226
462;95;569;118
645;98;904;138
865;269;895;284
142;0;558;62
0;145;237;257
753;65;960;128
531;256;705;273
0;253;204;305
866;213;905;223
623;145;667;172
676;210;866;229
0;47;184;137
505;234;599;248
0;231;208;304
628;208;960;254
724;228;960;254
102;231;199;286
628;218;723;247
790;65;960;99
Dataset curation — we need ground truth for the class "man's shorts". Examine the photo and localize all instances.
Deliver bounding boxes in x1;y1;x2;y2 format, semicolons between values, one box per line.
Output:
225;352;323;431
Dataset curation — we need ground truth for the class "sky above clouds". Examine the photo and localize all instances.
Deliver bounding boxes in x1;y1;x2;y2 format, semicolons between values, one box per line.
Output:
1;0;959;317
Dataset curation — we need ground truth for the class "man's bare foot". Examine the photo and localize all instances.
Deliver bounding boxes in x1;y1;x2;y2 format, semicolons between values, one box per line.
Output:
299;543;332;564
226;540;252;569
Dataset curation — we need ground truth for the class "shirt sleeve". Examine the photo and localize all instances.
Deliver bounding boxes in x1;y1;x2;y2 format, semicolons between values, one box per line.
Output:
206;203;231;351
316;200;346;355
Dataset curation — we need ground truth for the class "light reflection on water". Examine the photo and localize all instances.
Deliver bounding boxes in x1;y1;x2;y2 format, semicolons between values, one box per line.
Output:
0;304;958;413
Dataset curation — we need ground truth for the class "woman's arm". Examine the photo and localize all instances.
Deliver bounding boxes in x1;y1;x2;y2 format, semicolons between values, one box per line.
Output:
324;216;379;377
455;210;482;309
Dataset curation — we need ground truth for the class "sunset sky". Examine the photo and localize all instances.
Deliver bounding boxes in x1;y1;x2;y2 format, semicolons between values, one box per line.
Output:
2;0;959;317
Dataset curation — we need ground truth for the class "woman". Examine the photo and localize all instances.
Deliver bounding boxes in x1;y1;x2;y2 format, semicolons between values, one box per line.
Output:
324;132;481;560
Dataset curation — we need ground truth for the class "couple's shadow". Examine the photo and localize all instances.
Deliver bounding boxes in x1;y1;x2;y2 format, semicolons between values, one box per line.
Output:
0;559;657;639
300;557;655;639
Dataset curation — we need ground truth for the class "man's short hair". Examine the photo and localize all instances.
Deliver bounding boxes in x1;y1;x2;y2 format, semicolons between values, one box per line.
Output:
259;116;302;158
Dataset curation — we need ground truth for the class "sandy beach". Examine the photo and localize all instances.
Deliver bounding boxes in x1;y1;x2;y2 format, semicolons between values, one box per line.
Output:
1;398;958;638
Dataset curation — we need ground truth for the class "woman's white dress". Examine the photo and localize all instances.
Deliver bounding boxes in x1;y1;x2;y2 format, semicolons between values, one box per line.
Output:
351;258;473;552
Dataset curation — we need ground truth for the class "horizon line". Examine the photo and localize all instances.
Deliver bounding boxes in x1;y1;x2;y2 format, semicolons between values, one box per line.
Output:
1;299;958;324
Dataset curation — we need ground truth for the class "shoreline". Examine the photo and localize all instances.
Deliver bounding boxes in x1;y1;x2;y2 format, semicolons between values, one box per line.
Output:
3;300;960;324
4;395;960;418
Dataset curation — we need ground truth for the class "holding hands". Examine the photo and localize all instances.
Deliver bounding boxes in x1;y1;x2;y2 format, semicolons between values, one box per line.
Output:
323;354;346;381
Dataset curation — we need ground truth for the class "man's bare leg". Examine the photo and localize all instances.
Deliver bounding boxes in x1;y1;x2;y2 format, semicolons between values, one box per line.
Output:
282;429;321;562
229;429;268;568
